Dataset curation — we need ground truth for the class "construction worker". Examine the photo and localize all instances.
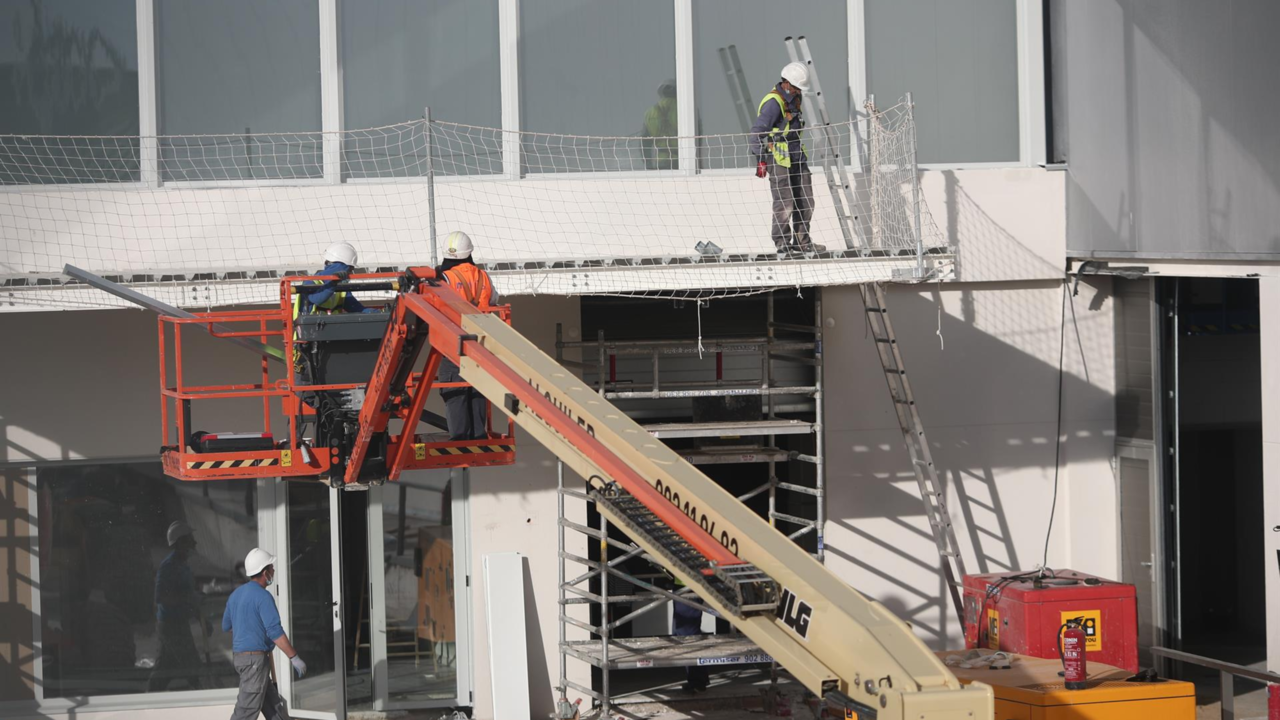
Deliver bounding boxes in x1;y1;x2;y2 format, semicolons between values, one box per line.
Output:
149;521;204;691
293;241;373;318
437;231;498;441
673;597;711;692
223;548;304;720
751;63;824;254
642;79;678;170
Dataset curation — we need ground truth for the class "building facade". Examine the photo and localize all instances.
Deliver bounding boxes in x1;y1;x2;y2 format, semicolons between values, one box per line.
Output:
0;1;1272;718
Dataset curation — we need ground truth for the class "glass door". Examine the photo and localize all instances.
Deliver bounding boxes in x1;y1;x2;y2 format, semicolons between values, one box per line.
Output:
367;468;472;710
278;482;348;720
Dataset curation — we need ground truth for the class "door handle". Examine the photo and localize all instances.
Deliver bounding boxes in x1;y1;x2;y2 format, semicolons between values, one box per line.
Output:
1139;561;1153;567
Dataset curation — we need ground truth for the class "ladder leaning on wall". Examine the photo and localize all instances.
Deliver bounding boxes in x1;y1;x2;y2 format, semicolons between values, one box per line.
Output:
787;35;968;625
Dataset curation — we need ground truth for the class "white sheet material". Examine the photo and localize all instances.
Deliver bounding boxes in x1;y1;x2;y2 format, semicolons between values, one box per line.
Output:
484;552;530;720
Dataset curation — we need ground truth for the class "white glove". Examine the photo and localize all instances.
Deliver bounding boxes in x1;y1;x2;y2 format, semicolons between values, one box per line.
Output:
290;655;307;678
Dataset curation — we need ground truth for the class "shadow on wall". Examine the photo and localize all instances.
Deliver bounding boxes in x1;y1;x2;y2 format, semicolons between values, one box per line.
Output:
824;275;1114;647
1058;0;1280;257
944;170;1065;284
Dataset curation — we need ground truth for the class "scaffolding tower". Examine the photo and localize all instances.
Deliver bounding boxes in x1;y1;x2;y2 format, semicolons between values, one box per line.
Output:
554;291;825;718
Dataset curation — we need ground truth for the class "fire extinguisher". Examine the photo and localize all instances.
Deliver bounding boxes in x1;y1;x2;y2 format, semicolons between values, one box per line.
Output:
1059;617;1087;690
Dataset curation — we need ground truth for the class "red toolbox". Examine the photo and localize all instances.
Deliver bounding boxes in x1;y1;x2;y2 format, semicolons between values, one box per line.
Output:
963;569;1139;673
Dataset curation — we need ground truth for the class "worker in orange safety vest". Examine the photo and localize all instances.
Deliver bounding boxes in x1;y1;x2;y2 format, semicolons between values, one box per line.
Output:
437;231;499;440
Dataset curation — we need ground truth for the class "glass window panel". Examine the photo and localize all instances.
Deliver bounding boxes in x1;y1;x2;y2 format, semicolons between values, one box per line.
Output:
0;0;140;184
36;461;258;698
286;482;339;713
156;0;321;181
341;0;501;178
520;0;676;173
692;0;849;170
866;0;1020;165
381;473;458;703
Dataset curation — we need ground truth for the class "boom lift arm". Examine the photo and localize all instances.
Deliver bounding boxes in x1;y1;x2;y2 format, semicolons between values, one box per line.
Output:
354;269;992;719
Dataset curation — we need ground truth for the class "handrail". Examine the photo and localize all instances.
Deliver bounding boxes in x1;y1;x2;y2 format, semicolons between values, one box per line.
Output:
1152;646;1278;720
1152;646;1280;685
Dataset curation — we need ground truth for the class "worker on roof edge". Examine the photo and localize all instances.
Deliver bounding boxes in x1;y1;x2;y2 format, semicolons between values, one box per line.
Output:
438;231;499;441
751;62;825;254
292;241;375;317
149;520;203;691
223;548;303;720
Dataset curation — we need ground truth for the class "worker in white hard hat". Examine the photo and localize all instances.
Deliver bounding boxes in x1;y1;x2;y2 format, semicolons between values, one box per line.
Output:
149;520;204;691
437;231;499;441
293;241;376;318
223;548;304;720
750;62;824;254
642;79;678;170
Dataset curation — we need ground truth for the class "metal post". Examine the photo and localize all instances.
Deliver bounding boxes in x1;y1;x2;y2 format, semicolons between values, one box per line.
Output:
905;93;924;277
815;289;826;562
767;292;777;529
598;330;607;397
599;508;610;718
1221;670;1234;720
557;461;568;700
425;106;438;266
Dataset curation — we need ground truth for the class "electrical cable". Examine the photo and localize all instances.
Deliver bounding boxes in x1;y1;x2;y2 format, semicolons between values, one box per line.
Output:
1041;279;1069;576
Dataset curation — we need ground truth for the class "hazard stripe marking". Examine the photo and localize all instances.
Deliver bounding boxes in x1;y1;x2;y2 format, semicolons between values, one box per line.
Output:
427;445;514;457
187;457;282;470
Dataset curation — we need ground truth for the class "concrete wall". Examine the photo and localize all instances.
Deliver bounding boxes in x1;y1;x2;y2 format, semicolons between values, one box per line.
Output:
465;296;589;720
823;278;1117;647
1053;0;1280;259
1;166;1062;307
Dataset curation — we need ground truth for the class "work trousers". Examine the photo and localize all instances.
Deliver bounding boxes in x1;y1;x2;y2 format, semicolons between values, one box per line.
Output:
230;653;290;720
767;157;814;250
672;600;710;689
438;360;488;441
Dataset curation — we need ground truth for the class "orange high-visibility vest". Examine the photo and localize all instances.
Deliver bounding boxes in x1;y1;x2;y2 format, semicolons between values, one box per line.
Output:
443;263;494;308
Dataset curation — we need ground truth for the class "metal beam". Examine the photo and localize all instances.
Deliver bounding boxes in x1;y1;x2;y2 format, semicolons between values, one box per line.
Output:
63;264;284;362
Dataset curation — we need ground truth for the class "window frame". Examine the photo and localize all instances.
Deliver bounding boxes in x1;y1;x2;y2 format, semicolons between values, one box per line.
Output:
7;0;1046;181
0;456;264;714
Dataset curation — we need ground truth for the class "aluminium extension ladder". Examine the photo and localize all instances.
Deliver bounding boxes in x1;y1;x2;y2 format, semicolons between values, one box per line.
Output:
789;35;967;624
860;282;967;623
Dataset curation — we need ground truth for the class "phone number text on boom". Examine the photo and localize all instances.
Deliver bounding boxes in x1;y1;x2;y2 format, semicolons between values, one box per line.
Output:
654;479;740;557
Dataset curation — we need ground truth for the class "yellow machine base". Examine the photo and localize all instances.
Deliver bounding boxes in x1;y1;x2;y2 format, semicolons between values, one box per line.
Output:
939;652;1195;720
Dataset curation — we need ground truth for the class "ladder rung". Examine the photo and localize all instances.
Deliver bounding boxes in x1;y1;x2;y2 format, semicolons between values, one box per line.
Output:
875;337;895;344
865;307;886;313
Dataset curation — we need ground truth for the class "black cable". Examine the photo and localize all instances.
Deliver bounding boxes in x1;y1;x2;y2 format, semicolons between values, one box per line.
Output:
1041;279;1069;576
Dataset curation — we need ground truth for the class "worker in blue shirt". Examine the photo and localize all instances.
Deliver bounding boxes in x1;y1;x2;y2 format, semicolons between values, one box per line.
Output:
149;521;204;691
223;548;304;720
751;62;825;254
293;242;374;318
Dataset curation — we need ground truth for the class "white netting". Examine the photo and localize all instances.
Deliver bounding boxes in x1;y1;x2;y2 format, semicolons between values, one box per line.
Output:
0;99;945;309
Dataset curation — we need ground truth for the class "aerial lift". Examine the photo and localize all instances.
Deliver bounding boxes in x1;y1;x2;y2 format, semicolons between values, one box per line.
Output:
152;266;992;719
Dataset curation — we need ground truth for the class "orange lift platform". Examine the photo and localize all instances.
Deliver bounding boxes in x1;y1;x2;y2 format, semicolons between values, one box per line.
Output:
158;268;515;485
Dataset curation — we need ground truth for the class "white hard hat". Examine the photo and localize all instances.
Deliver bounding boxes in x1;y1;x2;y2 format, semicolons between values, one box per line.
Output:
780;62;809;91
244;547;277;578
323;241;358;266
443;231;474;260
167;520;194;547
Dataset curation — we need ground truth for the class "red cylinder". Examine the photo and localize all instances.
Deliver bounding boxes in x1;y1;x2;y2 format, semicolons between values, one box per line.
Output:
1060;621;1087;690
1268;684;1279;720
